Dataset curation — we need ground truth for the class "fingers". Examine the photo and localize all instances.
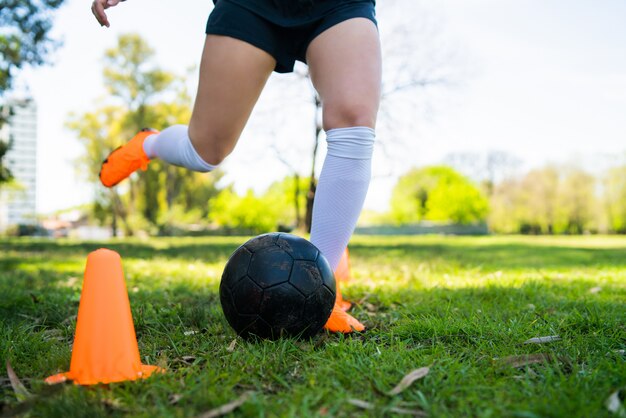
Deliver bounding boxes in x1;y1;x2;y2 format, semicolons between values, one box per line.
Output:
91;0;110;27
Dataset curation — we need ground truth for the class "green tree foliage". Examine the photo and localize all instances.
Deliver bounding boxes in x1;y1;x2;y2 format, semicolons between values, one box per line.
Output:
390;166;489;225
0;138;12;184
603;165;626;233
209;188;279;234
0;0;65;186
489;165;599;234
0;0;65;96
70;34;222;235
208;176;309;234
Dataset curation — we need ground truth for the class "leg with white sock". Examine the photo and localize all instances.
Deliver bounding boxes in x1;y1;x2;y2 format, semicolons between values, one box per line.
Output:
306;17;382;332
310;127;374;271
310;127;375;332
147;33;275;171
99;34;275;188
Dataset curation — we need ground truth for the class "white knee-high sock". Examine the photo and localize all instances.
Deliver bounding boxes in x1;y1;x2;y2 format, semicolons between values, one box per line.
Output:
142;125;216;172
310;126;375;271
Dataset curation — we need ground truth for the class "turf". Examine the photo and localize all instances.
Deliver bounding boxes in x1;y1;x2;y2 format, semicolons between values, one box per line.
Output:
1;235;624;417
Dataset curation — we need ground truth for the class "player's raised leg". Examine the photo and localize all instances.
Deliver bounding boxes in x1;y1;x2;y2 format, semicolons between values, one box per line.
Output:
100;35;276;187
306;17;382;332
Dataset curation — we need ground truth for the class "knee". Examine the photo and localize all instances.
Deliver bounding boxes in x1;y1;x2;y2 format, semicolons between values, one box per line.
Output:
322;101;378;131
188;129;238;166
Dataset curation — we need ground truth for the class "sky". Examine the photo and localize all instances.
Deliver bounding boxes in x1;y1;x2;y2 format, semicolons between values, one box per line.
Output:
14;0;626;214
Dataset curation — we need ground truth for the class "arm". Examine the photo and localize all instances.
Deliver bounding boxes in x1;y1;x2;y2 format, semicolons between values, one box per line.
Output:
91;0;125;27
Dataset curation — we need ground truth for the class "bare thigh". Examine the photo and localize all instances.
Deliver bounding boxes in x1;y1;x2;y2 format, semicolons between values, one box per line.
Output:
306;18;382;131
189;35;276;165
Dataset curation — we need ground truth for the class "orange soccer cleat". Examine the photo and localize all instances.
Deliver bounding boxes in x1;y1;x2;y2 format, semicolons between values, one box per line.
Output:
99;128;157;187
324;304;365;333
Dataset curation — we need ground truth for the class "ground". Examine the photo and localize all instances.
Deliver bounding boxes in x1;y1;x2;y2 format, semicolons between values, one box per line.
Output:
1;235;625;417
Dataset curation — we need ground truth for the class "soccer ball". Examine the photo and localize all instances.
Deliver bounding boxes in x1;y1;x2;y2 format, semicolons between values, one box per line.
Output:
220;233;336;339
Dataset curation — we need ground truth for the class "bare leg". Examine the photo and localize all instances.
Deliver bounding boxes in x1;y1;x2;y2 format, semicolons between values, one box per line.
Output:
307;18;381;130
188;35;276;165
306;18;382;333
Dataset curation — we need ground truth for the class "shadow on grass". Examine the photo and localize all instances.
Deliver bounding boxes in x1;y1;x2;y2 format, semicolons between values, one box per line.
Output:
3;236;626;269
0;239;242;264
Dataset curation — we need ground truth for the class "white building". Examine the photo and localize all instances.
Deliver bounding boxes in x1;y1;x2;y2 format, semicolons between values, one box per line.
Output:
0;97;38;230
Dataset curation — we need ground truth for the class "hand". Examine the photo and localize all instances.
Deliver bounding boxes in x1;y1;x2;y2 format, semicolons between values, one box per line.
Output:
91;0;124;28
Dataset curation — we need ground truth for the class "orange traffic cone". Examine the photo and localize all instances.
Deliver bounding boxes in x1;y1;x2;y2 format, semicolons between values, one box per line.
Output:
46;249;161;385
334;248;353;312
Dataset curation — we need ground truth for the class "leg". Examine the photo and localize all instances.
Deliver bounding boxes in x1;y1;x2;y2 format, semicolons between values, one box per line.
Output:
101;35;275;187
306;18;382;332
188;35;276;165
145;35;276;167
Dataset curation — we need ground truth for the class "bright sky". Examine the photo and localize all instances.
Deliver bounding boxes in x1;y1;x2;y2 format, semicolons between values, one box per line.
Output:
16;0;626;214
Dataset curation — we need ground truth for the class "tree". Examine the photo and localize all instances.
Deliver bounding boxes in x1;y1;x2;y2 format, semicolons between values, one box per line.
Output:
0;130;12;184
445;151;522;195
488;164;600;235
70;34;222;236
389;165;489;225
604;165;626;233
0;0;65;97
0;0;66;186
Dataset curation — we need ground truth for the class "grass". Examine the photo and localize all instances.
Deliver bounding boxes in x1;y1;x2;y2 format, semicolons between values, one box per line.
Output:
1;235;625;417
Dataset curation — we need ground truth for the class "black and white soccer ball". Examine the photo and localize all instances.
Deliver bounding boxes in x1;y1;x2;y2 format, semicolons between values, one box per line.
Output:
219;233;336;339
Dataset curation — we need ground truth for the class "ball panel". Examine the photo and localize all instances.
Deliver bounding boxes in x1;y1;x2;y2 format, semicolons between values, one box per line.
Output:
248;246;293;288
302;286;335;335
241;315;274;340
231;276;264;315
232;314;262;338
243;233;279;253
290;260;322;295
276;233;319;261
260;283;306;332
227;247;252;281
316;254;337;295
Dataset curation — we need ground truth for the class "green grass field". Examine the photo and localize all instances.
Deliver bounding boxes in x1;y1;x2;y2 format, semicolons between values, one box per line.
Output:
1;235;625;417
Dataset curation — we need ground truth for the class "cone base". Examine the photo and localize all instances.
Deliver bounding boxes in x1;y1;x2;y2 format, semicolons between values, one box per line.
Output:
45;364;162;386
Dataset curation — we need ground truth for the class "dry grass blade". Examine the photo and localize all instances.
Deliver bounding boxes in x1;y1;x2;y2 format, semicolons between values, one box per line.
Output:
390;407;428;417
388;367;430;396
6;360;31;402
348;399;374;410
348;399;427;416
196;391;253;418
523;336;561;344
606;389;626;417
500;353;551;368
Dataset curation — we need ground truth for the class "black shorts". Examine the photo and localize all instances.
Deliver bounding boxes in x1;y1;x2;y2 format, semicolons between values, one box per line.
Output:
205;0;377;73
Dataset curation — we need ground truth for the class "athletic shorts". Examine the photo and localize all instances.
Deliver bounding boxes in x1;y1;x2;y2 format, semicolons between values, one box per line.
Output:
205;0;377;73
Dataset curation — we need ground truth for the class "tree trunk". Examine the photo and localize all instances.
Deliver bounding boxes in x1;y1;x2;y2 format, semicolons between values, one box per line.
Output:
294;173;302;229
304;95;323;233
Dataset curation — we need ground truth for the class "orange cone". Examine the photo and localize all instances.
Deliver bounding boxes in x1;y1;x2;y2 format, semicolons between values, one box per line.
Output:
46;249;161;385
334;248;353;312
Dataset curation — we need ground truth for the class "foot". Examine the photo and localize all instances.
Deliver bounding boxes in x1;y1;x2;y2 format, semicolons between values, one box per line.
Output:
99;128;157;187
324;304;365;333
337;298;352;312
